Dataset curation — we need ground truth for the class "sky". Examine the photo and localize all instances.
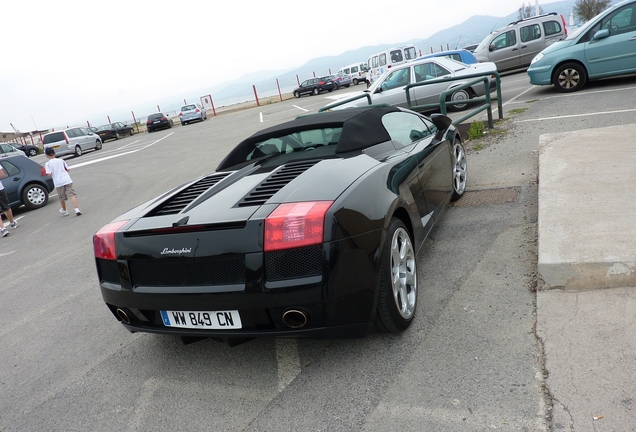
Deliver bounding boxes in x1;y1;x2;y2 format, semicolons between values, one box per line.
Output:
1;0;537;133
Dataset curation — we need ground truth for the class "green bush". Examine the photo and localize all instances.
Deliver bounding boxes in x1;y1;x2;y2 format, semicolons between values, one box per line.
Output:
467;121;485;140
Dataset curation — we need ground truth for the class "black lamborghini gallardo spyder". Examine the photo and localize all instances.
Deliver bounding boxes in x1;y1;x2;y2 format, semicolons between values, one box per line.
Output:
93;105;467;342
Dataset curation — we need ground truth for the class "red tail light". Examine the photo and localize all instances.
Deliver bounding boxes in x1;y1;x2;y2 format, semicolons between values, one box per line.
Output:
195;108;200;113
93;220;129;260
146;120;151;125
63;133;69;144
264;201;333;252
318;80;325;85
179;112;183;117
40;166;47;177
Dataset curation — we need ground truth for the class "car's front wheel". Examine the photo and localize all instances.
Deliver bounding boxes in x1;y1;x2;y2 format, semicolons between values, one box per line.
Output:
293;91;300;98
353;78;359;85
129;129;134;136
553;62;587;93
22;184;49;209
115;132;121;140
376;218;417;333
447;88;474;111
95;140;102;150
451;138;467;201
74;146;82;157
312;88;319;96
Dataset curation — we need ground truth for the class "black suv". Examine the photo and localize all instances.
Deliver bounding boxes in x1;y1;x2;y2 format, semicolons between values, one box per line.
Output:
293;76;336;98
146;113;174;132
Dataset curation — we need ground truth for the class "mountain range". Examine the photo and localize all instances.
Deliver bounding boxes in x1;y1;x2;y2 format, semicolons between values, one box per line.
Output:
205;0;586;105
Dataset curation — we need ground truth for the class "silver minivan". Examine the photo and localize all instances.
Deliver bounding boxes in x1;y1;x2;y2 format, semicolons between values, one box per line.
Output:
42;127;102;157
473;12;567;71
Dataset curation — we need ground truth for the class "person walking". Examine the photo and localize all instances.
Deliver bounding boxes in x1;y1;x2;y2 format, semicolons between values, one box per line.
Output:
44;147;81;216
0;166;19;237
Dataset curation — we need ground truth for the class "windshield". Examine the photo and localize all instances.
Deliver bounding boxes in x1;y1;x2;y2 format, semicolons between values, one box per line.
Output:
475;32;496;52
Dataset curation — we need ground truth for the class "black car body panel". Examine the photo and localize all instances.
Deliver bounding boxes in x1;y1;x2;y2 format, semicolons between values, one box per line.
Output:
94;105;464;340
146;113;173;132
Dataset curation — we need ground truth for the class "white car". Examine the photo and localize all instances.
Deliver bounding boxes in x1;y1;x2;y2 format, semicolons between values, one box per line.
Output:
42;127;102;157
325;57;498;112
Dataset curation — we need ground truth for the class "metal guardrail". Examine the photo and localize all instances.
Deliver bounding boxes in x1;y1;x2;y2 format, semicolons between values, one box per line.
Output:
318;71;503;129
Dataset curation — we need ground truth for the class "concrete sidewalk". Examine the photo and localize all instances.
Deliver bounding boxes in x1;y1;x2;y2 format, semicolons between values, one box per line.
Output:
537;124;636;430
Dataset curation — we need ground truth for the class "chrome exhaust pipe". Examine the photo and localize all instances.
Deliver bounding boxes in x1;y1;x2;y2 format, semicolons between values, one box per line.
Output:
116;308;131;324
282;309;309;329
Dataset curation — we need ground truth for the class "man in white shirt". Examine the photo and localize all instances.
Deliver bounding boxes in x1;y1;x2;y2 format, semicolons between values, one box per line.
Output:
44;147;81;216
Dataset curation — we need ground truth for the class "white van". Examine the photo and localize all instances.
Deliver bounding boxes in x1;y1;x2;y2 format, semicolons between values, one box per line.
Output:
473;12;567;71
336;62;368;85
367;45;418;84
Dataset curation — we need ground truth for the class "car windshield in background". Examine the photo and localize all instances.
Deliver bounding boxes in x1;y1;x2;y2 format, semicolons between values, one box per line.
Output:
246;127;343;163
182;105;196;110
97;125;112;130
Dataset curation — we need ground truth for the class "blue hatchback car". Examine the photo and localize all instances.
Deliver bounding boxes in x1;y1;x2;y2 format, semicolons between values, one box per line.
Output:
527;0;636;92
417;49;478;64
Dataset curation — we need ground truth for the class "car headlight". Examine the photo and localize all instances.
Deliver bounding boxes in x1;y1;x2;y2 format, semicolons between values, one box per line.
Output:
531;53;544;65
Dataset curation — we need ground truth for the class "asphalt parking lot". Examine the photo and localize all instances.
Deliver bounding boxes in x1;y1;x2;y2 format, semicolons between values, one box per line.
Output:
2;72;636;431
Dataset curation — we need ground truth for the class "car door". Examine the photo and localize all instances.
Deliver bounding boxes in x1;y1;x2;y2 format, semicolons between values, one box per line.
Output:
381;111;437;237
489;29;521;70
518;23;545;67
584;3;636;77
0;159;22;204
412;61;454;107
77;128;92;150
372;67;413;108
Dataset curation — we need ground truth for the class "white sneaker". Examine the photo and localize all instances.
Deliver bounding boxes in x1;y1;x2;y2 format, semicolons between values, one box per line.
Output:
9;221;18;229
60;209;69;216
75;208;82;216
1;228;8;237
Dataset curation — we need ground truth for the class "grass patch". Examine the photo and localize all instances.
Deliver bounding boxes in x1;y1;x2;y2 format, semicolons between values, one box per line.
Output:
508;108;528;115
467;121;485;140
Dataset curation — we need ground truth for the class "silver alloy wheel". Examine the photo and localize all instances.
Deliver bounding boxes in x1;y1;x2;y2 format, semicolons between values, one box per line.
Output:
24;185;47;208
74;146;82;156
450;89;470;109
390;227;417;320
557;68;580;90
452;142;467;197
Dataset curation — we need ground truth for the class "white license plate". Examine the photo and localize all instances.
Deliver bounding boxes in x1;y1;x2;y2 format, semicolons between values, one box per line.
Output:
160;310;242;329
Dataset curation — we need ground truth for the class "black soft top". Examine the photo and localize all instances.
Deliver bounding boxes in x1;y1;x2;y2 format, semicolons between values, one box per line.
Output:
216;105;399;170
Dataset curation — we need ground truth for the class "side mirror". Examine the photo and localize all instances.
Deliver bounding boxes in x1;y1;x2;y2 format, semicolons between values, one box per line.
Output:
593;29;610;40
489;43;496;52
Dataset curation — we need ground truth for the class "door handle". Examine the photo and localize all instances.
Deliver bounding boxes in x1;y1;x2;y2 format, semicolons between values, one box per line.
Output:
512;48;518;51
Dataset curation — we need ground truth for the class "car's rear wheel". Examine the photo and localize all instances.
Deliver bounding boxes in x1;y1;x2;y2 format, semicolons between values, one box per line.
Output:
376;218;417;333
447;88;474;111
129;129;134;136
115;132;121;140
21;184;49;209
28;148;37;157
451;138;467;201
74;146;82;157
553;62;587;93
293;91;300;98
95;140;102;150
353;78;359;85
333;83;339;90
312;88;319;96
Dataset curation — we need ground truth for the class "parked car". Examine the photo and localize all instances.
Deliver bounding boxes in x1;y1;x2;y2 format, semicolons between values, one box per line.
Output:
0;143;27;158
88;127;99;133
10;143;39;157
418;49;479;64
42;127;102;157
146;113;174;132
96;122;134;141
329;73;352;89
324;57;497;112
293;76;336;98
336;62;368;85
527;0;636;92
473;12;568;71
0;154;54;209
93;105;467;341
179;104;207;126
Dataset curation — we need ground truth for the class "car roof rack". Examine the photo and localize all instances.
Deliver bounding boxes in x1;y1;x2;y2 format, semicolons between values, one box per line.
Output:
507;12;557;26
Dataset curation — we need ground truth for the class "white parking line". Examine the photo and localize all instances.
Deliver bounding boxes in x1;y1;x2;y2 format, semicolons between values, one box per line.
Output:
68;133;175;169
516;108;636;123
293;105;309;112
260;112;264;122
